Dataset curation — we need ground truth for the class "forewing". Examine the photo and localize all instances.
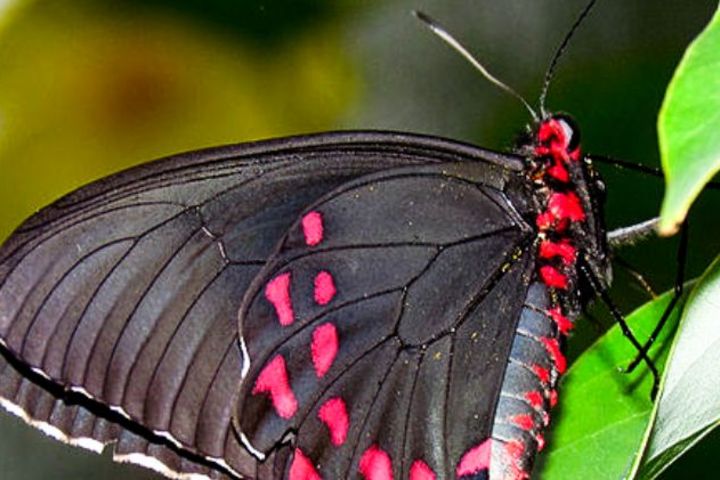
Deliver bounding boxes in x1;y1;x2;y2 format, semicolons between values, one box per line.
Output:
0;132;505;479
235;161;535;479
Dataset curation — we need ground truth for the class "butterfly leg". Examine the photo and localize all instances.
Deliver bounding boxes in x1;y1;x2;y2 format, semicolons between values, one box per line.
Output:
624;220;689;374
580;263;660;397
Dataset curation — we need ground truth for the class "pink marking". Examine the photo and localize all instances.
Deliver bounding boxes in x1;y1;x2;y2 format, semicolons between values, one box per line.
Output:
535;211;555;231
302;211;324;247
314;271;337;305
537;120;566;145
547;160;570;182
569;148;581;161
547;306;573;335
532;365;550;384
359;445;393;480
311;323;339;378
549;389;558;407
533;145;550;157
511;414;535;431
539;265;568;289
456;439;492;477
539;240;576;265
524;391;544;409
548;192;585;222
265;272;295;326
409;460;436;480
504;440;530;480
535;433;546;452
542;411;550;427
252;355;298;419
541;337;567;374
318;397;349;446
289;448;321;480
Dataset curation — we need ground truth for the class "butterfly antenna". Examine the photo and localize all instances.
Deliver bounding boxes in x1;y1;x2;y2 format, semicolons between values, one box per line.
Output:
538;0;598;115
413;10;539;122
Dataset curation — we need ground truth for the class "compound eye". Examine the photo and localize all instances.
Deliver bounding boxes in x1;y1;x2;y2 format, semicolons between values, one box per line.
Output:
553;113;581;151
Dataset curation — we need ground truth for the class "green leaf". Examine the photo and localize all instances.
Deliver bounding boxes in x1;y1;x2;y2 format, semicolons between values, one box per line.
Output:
537;290;685;480
630;256;720;479
658;4;720;235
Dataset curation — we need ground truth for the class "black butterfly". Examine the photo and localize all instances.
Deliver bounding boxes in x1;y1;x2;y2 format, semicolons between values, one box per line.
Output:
0;2;696;480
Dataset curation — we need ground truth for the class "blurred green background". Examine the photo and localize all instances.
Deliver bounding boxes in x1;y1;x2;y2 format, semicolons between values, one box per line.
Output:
0;0;718;478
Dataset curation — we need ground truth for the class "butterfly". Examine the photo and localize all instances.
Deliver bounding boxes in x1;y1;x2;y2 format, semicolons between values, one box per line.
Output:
0;1;700;479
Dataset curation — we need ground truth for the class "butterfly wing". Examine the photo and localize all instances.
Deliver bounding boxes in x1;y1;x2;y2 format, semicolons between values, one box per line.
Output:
234;159;538;479
0;132;497;479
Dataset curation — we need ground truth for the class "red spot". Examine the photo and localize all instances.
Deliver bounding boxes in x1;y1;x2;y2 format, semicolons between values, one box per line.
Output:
503;440;529;480
532;365;550;384
542;411;551;427
505;439;525;460
537;120;565;145
541;337;567;374
289;448;321;480
318;397;349;447
511;414;535;431
547;306;574;335
311;323;339;378
314;271;336;305
524;391;544;409
547;160;570;182
265;272;294;326
535;211;555;231
549;389;558;408
539;265;568;289
535;434;546;452
456;438;492;477
548;192;585;222
252;355;297;419
533;145;550;157
302;211;324;246
409;460;436;480
539;240;576;265
569;148;581;161
359;445;393;480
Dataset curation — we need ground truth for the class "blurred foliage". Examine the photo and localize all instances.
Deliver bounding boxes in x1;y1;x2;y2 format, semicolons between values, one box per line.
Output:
0;0;357;241
0;0;718;479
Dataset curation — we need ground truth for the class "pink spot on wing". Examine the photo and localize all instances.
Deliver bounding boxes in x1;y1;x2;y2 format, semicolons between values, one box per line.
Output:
503;440;529;480
265;272;294;326
289;448;321;480
252;355;297;419
318;397;349;446
541;411;550;427
524;391;544;409
359;445;393;480
302;211;324;247
536;433;546;451
311;323;338;378
511;414;535;431
409;460;436;480
547;306;574;335
541;337;567;374
314;271;336;305
456;438;491;477
549;389;558;408
532;365;550;385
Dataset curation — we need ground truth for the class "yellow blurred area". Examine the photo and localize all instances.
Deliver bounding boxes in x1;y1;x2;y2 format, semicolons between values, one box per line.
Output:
0;0;357;239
